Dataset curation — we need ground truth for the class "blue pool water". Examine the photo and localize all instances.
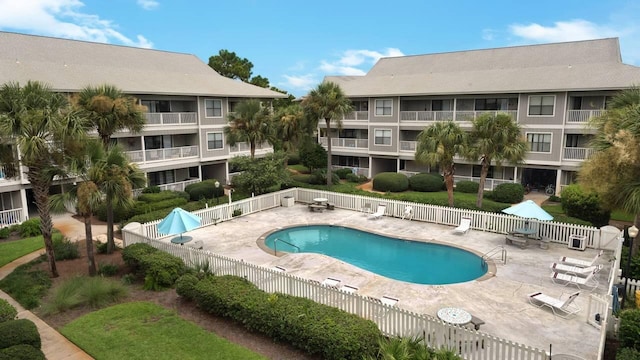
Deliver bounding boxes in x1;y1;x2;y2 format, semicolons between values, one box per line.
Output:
264;225;487;285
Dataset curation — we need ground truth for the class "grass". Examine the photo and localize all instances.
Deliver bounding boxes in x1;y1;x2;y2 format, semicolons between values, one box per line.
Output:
0;259;51;309
61;301;267;360
0;235;44;267
611;209;635;222
287;164;309;173
40;275;128;315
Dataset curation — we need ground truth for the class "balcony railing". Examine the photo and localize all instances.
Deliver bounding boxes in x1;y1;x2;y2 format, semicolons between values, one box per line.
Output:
399;111;453;121
563;147;596;161
455;110;517;121
342;111;368;121
0;208;23;226
144;112;197;126
229;142;271;153
331;165;368;177
319;137;368;148
399;141;417;152
133;179;200;198
125;146;198;163
453;176;513;190
566;109;604;123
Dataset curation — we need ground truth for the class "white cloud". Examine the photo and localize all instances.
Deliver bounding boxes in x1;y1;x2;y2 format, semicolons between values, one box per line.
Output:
319;48;404;76
281;74;318;91
137;0;158;10
0;0;153;48
482;29;496;41
319;61;366;76
509;19;620;43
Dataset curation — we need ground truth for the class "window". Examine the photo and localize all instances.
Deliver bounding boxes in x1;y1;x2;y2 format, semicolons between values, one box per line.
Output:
339;129;356;138
528;96;555;116
228;100;239;113
374;129;392;145
375;99;392;116
352;100;368;112
472;165;494;178
565;134;579;148
337;156;360;167
205;99;222;117
141;100;170;113
527;133;551;152
207;132;223;150
432;100;443;111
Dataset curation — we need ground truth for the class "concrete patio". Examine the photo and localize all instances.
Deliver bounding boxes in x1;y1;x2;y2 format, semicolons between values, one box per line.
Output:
167;203;612;359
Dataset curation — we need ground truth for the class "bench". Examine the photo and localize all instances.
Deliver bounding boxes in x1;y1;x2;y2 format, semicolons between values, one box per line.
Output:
308;204;325;212
505;235;528;249
470;315;485;330
326;202;335;210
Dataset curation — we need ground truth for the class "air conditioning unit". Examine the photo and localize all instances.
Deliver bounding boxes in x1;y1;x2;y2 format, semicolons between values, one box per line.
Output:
568;234;586;251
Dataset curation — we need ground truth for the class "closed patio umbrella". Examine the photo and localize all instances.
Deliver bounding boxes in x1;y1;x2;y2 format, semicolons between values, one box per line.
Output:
157;208;202;243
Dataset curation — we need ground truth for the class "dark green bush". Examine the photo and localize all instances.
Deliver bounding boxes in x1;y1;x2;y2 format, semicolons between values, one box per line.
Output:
0;319;40;350
0;228;10;239
287;152;300;165
131;197;188;216
309;169;340;185
492;183;524;203
345;173;368;183
98;263;119;277
618;309;640;350
193;276;380;360
121;243;159;274
96;202;131;223
140;252;186;291
299;143;327;172
408;173;443;192
19;219;41;237
141;186;161;194
617;347;640;360
373;172;409;192
52;233;79;261
232;209;242;217
136;191;182;203
96;241;108;254
0;300;16;323
185;179;222;201
455;180;479;193
335;168;353;179
560;184;610;227
0;344;45;360
175;274;200;300
291;174;312;184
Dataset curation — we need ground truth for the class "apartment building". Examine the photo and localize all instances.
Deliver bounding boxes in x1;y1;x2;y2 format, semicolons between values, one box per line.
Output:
0;31;284;222
322;38;640;194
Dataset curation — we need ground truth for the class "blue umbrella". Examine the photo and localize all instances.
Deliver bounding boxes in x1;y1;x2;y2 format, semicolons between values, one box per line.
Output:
157;208;202;241
502;200;553;221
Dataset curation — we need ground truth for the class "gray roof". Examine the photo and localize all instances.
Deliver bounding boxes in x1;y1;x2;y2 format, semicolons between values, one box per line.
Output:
326;38;640;97
0;31;285;98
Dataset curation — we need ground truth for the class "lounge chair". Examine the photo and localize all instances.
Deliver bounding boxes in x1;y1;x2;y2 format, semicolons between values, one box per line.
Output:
550;263;603;277
551;267;600;289
401;206;414;220
368;204;386;220
322;277;341;289
559;249;603;268
366;295;399;320
454;217;471;234
362;202;372;214
528;291;581;318
339;284;359;294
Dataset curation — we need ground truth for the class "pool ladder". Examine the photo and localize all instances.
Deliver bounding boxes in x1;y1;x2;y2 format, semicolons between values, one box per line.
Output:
482;245;507;266
273;238;300;255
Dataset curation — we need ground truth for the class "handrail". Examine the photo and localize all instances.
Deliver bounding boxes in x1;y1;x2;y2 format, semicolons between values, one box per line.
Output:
482;245;507;265
274;238;300;255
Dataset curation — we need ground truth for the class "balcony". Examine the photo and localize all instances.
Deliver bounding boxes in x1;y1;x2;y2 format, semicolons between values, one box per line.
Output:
566;109;604;124
399;141;417;152
229;142;271;154
133;179;200;198
453;176;513;190
144;112;197;126
331;165;368;177
400;111;453;122
319;137;368;149
563;147;596;161
125;146;198;163
342;111;368;121
455;110;517;121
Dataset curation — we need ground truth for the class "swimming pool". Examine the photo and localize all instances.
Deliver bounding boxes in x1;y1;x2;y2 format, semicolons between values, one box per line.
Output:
263;225;487;285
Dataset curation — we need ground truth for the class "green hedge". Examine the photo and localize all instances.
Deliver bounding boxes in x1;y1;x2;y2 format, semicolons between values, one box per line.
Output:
617;347;640;360
96;203;131;223
185;180;224;201
0;300;16;324
19;219;41;238
335;168;353;179
560;185;610;227
130;197;188;216
455;181;479;193
0;344;45;360
373;172;409;192
346;173;368;183
52;233;79;261
122;243;159;274
0;319;40;350
121;243;185;291
190;275;380;360
492;183;524;204
618;309;640;351
408;173;443;192
136;191;183;203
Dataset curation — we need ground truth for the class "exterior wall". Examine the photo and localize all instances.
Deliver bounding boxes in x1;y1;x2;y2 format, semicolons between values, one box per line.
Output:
368;125;399;153
199;129;230;158
518;92;566;126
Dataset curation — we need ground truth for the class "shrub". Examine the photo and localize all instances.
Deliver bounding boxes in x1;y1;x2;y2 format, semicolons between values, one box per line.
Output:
335;168;353;179
41;276;128;315
98;262;119;277
140;252;186;291
96;241;108;254
95;202;131;223
373;172;409;192
408;173;443;192
0;344;45;360
455;180;479;193
52;233;79;261
131;197;188;216
136;191;182;203
121;243;159;274
287;152;300;165
0;300;16;323
125;208;175;225
618;309;640;350
492;183;524;203
19;219;41;238
184;179;222;201
309;169;340;185
0;319;41;350
175;274;200;300
291;174;312;184
141;186;161;194
560;184;611;227
299;143;327;172
617;347;640;360
232;209;242;217
345;173;368;183
0;228;10;239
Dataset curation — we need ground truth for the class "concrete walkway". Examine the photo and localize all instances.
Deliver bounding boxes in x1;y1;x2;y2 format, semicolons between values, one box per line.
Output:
0;215;95;360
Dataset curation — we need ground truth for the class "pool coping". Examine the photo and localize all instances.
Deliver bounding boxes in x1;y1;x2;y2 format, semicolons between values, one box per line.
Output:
256;222;497;283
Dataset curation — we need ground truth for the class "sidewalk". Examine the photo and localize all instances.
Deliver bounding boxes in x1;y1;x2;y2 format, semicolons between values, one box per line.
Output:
0;214;95;360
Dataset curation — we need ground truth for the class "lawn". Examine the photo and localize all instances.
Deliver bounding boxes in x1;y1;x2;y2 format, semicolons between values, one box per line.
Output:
60;301;267;360
0;235;44;267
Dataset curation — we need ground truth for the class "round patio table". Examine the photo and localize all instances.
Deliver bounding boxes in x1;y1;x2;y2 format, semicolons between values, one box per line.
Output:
170;236;192;245
437;307;472;325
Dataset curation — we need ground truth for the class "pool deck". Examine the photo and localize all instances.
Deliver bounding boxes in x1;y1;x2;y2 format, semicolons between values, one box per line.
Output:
172;204;610;359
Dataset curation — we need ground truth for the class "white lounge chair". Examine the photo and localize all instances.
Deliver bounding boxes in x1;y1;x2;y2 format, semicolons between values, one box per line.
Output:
366;295;399;320
551;267;600;289
550;263;603;277
528;291;581;318
368;204;386;220
454;217;471;234
559;249;603;268
339;284;359;294
401;206;414;220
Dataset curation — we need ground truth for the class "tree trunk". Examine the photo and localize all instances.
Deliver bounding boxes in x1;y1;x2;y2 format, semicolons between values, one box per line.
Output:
632;213;640;258
31;178;58;277
84;214;97;276
106;197;115;254
250;141;256;159
444;165;455;207
325;119;332;186
476;158;489;208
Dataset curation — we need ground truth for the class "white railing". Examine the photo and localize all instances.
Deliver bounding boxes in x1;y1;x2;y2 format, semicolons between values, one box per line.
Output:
144;146;199;162
567;109;604;123
133;179;202;198
455;110;517;122
144;112;197;125
399;111;454;121
453;176;514;191
319;137;368;148
229;142;271;153
400;141;417;151
563;147;596;161
331;165;368;177
124;150;144;163
343;111;369;121
0;208;23;226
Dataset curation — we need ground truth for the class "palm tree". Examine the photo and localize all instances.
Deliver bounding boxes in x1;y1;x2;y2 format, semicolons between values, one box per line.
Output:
0;81;88;277
580;86;640;256
301;82;353;186
224;99;274;159
415;121;466;207
467;113;528;208
73;84;146;250
273;103;305;159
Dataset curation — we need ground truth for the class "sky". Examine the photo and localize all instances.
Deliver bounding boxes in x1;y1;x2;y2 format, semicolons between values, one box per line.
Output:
0;0;639;97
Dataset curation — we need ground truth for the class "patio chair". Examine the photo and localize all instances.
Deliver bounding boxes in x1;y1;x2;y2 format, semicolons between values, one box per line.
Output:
550;263;603;277
551;267;600;290
558;249;603;268
362;202;372;215
401;206;414;220
188;240;204;250
368;204;386;220
528;291;581;318
366;295;399;320
453;217;471;234
339;284;359;294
